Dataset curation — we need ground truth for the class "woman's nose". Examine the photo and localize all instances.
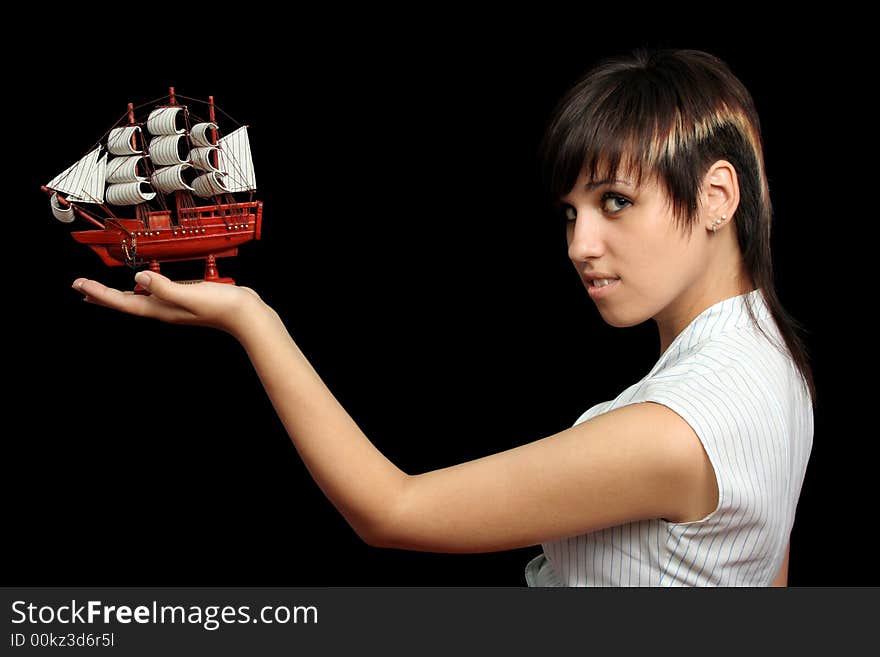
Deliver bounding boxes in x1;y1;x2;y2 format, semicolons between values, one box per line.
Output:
567;215;605;262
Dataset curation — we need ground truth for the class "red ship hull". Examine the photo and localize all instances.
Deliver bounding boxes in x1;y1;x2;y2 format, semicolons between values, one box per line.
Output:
71;200;263;269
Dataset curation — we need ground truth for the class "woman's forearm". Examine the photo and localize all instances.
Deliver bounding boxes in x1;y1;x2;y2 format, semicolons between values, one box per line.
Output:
232;298;409;544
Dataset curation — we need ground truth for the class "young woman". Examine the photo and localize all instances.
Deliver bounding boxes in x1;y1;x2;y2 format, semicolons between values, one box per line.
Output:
71;48;815;587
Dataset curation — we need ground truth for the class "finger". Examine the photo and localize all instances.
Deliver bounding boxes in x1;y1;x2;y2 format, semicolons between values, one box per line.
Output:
85;287;197;323
72;278;187;320
73;278;149;314
133;271;194;308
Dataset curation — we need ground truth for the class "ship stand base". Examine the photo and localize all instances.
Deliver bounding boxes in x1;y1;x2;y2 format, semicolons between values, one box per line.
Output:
133;255;236;295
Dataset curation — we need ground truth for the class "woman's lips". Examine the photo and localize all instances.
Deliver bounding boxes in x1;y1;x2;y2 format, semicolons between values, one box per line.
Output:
586;277;620;299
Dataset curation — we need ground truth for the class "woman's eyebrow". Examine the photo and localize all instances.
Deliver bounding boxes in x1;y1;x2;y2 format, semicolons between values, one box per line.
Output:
585;178;634;190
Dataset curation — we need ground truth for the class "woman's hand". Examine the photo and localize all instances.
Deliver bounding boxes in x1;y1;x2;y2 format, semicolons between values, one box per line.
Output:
72;271;269;338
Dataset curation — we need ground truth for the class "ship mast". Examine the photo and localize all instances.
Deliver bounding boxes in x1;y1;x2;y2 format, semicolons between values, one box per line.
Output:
208;95;227;226
205;94;226;284
168;86;185;224
208;95;218;153
128;101;151;228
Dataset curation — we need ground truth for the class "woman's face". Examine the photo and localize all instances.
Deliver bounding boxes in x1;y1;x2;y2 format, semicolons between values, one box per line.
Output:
561;167;712;330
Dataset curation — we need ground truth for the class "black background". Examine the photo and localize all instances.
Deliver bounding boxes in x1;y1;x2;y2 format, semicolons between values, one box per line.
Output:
6;18;873;585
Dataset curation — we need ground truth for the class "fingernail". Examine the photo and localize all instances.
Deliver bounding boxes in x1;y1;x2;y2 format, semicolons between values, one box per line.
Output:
72;279;85;290
135;271;151;288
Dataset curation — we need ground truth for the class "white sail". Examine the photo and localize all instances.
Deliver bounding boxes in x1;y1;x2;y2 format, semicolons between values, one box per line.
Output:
190;122;218;147
152;164;195;194
192;171;231;198
107;126;143;155
147;106;185;135
149;135;187;166
106;155;147;183
218;126;256;192
106;181;156;205
46;147;107;204
50;193;75;223
188;146;220;172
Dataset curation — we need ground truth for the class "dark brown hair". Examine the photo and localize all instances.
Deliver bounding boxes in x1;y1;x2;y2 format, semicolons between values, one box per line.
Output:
537;47;816;411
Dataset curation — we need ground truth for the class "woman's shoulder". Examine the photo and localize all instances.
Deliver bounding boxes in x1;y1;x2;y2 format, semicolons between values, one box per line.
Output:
574;314;811;443
651;318;797;399
633;325;812;460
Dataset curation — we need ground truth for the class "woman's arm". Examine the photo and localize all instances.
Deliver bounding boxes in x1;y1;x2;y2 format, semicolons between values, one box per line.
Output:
375;400;717;552
234;298;409;545
74;272;716;554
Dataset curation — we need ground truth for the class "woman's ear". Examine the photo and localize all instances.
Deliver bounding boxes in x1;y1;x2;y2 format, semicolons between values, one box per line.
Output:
701;160;739;223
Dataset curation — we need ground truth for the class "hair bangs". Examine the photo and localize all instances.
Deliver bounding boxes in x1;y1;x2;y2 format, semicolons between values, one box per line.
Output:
539;79;702;235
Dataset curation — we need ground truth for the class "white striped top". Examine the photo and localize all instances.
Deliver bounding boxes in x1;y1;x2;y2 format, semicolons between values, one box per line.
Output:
524;288;814;586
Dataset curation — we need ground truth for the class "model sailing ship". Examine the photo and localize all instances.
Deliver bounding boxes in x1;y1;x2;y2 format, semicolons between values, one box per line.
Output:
42;87;263;290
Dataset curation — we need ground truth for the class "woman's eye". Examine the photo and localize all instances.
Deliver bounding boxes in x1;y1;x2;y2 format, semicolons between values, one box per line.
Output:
602;193;630;213
560;193;630;223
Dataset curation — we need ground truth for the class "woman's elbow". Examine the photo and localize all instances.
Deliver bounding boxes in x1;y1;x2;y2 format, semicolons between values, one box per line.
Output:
360;525;392;549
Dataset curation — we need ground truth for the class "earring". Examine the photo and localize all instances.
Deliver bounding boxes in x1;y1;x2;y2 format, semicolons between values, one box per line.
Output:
711;214;727;233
